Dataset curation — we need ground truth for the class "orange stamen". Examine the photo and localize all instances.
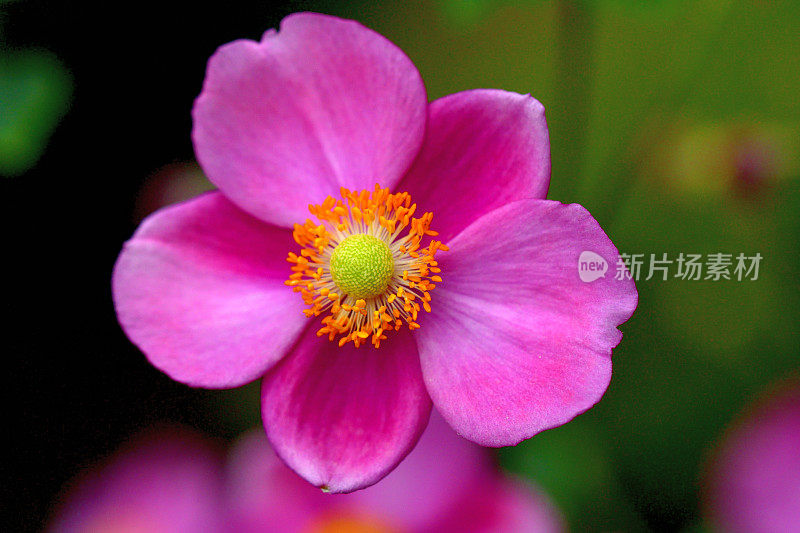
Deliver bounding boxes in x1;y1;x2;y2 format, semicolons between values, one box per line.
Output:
285;184;446;348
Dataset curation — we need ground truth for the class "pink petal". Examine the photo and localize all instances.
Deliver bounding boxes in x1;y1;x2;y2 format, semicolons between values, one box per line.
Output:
225;414;564;533
48;428;224;533
417;199;638;446
341;410;494;530
192;12;427;227
397;89;550;242
426;479;564;533
225;430;330;533
260;328;432;493
112;192;306;388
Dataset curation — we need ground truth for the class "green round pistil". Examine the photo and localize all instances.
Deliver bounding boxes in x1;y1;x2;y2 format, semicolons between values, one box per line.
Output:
329;234;394;300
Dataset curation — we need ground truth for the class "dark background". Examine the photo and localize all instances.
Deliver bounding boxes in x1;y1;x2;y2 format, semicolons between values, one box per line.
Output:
4;2;327;530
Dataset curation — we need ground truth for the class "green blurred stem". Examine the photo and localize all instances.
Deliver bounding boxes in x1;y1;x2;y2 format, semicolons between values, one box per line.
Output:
553;0;593;197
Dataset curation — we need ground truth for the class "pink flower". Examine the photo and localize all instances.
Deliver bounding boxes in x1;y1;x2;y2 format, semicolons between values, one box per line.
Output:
112;12;637;492
227;412;564;532
47;429;226;533
48;416;563;532
705;380;800;533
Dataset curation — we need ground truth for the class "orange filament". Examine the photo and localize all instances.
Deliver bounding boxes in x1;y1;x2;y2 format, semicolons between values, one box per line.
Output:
285;184;447;348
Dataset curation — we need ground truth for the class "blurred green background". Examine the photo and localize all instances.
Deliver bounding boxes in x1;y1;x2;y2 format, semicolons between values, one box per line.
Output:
5;1;799;531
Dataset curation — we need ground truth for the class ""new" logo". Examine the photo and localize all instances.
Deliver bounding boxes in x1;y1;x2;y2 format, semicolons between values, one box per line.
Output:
578;251;607;282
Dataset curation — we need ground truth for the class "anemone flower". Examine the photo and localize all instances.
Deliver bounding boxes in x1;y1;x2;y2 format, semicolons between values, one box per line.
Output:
705;380;800;533
49;417;563;532
113;12;637;492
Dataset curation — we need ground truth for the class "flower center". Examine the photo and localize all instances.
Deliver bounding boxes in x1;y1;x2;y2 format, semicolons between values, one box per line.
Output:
285;185;447;348
329;234;394;299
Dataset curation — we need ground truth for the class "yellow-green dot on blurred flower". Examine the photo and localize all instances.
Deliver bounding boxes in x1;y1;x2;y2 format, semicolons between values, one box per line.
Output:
649;121;799;199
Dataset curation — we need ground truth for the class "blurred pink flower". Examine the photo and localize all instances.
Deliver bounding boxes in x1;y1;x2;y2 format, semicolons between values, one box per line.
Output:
650;120;798;201
706;380;800;533
47;428;225;533
49;416;563;532
112;12;637;492
227;412;563;532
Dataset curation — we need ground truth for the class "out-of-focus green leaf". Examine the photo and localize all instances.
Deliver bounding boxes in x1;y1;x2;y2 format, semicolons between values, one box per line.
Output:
0;49;73;176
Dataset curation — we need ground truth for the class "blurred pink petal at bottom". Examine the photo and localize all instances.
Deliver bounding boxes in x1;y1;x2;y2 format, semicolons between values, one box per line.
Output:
706;379;800;533
226;412;564;533
47;428;226;533
48;415;563;532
